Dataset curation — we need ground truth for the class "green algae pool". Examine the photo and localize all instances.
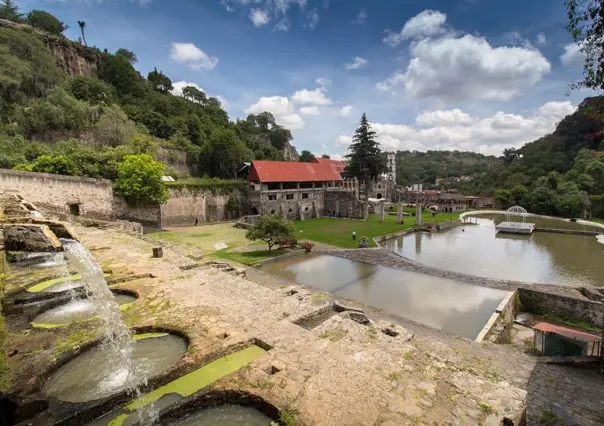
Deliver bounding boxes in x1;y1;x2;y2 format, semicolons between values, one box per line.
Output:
88;345;267;426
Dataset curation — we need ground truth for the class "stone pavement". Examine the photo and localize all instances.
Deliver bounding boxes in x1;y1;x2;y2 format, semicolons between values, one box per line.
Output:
526;361;604;426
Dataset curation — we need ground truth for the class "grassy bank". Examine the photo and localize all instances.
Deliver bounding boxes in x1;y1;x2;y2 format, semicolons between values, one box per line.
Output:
294;212;460;248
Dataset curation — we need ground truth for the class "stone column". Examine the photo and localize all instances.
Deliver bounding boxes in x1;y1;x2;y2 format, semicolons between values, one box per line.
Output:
363;203;369;221
349;205;352;219
397;203;403;224
415;203;423;226
335;200;340;217
380;202;386;222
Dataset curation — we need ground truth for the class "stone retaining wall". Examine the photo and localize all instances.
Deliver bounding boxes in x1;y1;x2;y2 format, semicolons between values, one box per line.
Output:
534;228;601;236
518;287;603;328
475;291;517;343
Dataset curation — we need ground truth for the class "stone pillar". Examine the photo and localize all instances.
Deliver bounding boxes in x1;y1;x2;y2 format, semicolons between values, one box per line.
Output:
279;182;283;190
349;205;352;219
380;202;386;222
335;200;340;217
363;203;369;221
415;203;423;226
397;203;403;224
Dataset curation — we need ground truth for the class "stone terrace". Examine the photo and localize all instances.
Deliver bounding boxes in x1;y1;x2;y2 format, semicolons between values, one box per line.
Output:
49;226;541;425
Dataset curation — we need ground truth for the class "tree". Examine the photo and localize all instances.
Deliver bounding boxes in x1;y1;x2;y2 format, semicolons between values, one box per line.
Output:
511;184;529;205
494;189;513;208
565;0;604;91
182;86;207;104
115;48;137;64
77;21;87;46
344;113;387;199
93;104;136;147
114;154;168;204
67;76;116;104
147;67;173;93
501;148;521;164
299;150;314;162
321;154;330;159
530;187;557;215
0;0;22;22
245;215;296;252
98;54;145;99
199;129;253;178
26;10;67;35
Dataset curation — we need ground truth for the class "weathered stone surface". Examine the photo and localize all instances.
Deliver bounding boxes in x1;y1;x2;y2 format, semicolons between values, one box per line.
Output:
2;218;79;241
3;224;62;252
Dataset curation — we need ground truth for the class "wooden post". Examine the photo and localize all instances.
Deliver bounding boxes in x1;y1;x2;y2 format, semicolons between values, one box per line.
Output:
152;247;163;258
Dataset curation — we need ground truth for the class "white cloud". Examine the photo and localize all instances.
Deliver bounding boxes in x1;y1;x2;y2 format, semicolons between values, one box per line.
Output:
352;9;366;24
536;32;546;44
307;7;319;29
170;43;218;71
367;101;575;156
336;135;352;147
377;34;551;101
383;10;447;46
299;105;320;115
560;43;586;68
274;19;290;31
171;81;227;106
249;8;270;27
345;56;368;70
321;143;328;149
315;77;331;89
339;105;353;116
245;96;305;130
415;109;474;127
291;88;332;105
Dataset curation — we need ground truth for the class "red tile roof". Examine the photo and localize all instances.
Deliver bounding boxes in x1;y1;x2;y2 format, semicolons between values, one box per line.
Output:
311;157;347;174
249;160;343;183
533;322;601;343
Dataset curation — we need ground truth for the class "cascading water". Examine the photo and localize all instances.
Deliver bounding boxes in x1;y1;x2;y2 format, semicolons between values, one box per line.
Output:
60;239;158;424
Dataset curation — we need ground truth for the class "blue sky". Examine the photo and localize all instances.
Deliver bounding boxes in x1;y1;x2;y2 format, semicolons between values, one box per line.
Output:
20;0;595;158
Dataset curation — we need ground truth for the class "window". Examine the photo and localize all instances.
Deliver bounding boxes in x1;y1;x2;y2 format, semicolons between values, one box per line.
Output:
288;208;293;213
302;193;309;199
270;210;276;215
68;203;81;216
268;194;277;201
304;207;309;212
286;194;294;200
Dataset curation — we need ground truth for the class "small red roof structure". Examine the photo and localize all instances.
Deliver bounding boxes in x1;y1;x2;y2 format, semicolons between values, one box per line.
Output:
533;322;601;343
249;160;343;183
311;157;347;174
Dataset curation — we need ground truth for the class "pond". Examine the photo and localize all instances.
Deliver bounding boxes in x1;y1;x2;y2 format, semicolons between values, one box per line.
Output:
383;214;604;287
260;254;507;339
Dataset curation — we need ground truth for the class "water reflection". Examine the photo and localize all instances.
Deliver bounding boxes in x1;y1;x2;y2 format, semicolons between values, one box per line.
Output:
260;254;506;339
383;215;604;287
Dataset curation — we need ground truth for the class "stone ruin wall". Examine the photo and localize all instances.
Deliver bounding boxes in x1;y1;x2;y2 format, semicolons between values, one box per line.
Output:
160;188;238;226
324;191;367;219
156;146;195;178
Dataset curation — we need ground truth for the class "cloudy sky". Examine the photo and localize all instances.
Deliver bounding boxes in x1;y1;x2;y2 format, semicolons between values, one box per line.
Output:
21;0;594;159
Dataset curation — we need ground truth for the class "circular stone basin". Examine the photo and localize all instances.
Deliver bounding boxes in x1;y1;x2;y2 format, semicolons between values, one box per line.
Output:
31;294;137;327
169;405;274;426
42;333;187;403
27;276;83;293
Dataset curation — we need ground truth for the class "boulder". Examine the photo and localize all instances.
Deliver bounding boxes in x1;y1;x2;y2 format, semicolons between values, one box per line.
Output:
4;224;63;252
2;218;79;241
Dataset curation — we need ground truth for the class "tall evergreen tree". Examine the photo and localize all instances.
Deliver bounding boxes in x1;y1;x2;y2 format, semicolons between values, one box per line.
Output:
0;0;22;22
344;113;387;199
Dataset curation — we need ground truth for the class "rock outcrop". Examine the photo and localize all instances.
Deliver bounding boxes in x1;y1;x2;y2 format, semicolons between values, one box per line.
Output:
3;224;63;252
0;19;101;77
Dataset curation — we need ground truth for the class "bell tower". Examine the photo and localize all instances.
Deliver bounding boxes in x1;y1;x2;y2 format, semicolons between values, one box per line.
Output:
387;152;396;183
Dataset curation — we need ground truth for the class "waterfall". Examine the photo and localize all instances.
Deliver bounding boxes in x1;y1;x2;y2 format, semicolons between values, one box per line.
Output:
60;239;158;424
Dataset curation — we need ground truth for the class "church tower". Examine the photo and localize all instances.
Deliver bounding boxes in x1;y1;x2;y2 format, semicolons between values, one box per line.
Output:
387;152;396;184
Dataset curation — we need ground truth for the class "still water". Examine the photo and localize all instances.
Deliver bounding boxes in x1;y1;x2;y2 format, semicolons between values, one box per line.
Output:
260;254;507;339
383;214;604;287
170;405;273;426
43;334;187;403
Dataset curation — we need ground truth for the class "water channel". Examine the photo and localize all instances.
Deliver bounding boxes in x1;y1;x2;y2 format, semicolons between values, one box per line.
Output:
168;405;273;425
260;254;507;339
383;214;604;287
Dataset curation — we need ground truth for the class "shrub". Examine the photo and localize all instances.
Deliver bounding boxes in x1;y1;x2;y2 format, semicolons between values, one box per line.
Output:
67;76;116;105
26;10;67;35
114;153;168;204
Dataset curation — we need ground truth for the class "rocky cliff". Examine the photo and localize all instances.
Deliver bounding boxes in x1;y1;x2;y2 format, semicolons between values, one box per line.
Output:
0;19;101;77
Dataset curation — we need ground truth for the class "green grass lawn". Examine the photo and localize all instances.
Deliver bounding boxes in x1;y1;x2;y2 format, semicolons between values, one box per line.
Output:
211;248;289;265
294;211;460;248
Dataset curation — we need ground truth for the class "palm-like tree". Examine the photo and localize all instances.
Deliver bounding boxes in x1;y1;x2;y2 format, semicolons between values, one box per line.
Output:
77;20;87;46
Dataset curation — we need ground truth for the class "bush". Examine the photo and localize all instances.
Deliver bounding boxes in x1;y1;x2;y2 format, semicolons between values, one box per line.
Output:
67;76;116;105
26;10;67;35
114;153;168;204
27;154;80;175
93;104;136;147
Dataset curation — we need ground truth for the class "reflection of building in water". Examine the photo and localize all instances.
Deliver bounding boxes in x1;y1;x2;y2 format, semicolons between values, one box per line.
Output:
415;231;422;254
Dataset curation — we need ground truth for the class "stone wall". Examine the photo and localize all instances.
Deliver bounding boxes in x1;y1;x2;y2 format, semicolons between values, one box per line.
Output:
161;188;240;226
518;287;603;328
477;291;517;343
0;169;114;219
324;191;366;219
113;198;162;229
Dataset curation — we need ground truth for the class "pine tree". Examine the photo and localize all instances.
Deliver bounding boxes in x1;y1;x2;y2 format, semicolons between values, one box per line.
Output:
344;113;387;199
0;0;23;22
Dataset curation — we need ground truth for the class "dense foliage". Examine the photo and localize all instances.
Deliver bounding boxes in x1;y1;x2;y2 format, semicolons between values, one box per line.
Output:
245;215;296;251
344;113;387;198
0;4;299;202
114;154;168;204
